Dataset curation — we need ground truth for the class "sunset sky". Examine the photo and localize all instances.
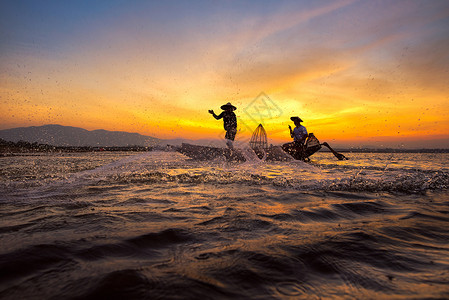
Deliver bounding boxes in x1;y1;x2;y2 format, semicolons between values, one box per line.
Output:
1;0;448;148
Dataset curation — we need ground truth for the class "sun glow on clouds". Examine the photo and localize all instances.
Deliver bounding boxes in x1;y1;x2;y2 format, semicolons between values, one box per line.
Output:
1;0;448;147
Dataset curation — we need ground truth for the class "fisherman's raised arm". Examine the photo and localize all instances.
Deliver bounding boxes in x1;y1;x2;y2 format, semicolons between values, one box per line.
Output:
209;110;223;120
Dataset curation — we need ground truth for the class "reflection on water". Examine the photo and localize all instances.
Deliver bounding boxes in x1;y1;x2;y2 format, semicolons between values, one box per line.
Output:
0;151;448;299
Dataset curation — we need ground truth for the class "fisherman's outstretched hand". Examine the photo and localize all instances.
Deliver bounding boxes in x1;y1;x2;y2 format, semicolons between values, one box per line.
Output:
208;110;214;114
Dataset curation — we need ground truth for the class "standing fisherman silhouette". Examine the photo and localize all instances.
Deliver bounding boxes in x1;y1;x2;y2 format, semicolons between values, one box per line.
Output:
209;102;237;149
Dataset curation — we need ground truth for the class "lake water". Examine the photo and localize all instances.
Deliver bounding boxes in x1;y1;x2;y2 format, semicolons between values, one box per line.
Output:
1;150;448;299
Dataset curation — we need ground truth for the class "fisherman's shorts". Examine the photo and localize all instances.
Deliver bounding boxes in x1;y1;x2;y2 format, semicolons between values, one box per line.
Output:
225;129;237;141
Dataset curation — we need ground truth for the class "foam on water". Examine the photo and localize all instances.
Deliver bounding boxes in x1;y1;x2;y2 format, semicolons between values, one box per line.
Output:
1;151;448;204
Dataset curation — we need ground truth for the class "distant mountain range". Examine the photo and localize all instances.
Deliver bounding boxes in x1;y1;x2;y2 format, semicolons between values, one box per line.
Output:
0;125;162;147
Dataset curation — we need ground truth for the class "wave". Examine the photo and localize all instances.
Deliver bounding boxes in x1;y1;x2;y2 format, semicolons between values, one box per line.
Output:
1;177;448;298
1;152;448;203
2;169;448;202
77;167;448;193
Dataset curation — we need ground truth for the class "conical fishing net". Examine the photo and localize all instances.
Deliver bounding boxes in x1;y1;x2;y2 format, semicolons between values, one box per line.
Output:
249;124;268;151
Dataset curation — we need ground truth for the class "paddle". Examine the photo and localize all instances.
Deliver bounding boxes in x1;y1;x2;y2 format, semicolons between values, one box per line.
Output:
321;142;348;160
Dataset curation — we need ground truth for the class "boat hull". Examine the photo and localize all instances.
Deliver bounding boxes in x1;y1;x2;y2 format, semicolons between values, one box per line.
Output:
176;143;294;162
177;143;246;162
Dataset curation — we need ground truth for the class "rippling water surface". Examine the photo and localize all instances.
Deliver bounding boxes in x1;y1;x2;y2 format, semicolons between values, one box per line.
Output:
1;151;448;299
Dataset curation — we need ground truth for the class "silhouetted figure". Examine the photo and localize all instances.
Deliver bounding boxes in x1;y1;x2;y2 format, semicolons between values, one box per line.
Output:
282;116;308;159
209;102;237;149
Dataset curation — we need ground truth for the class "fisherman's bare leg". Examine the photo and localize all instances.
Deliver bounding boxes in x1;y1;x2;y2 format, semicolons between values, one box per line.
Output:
225;129;236;149
226;139;234;149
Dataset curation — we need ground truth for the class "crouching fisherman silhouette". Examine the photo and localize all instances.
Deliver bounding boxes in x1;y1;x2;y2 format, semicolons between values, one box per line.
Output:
282;116;348;161
282;116;309;160
209;102;237;149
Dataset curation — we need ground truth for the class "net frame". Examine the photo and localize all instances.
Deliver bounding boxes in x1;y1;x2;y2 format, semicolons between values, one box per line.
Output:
249;124;268;150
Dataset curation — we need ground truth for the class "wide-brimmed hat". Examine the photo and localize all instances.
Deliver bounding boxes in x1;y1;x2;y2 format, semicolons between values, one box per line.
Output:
221;102;236;111
290;116;303;122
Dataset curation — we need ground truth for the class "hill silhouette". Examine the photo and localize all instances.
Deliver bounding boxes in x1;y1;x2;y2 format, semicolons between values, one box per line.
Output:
0;125;161;147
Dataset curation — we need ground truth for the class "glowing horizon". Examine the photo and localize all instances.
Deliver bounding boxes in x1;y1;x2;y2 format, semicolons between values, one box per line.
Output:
1;0;448;148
